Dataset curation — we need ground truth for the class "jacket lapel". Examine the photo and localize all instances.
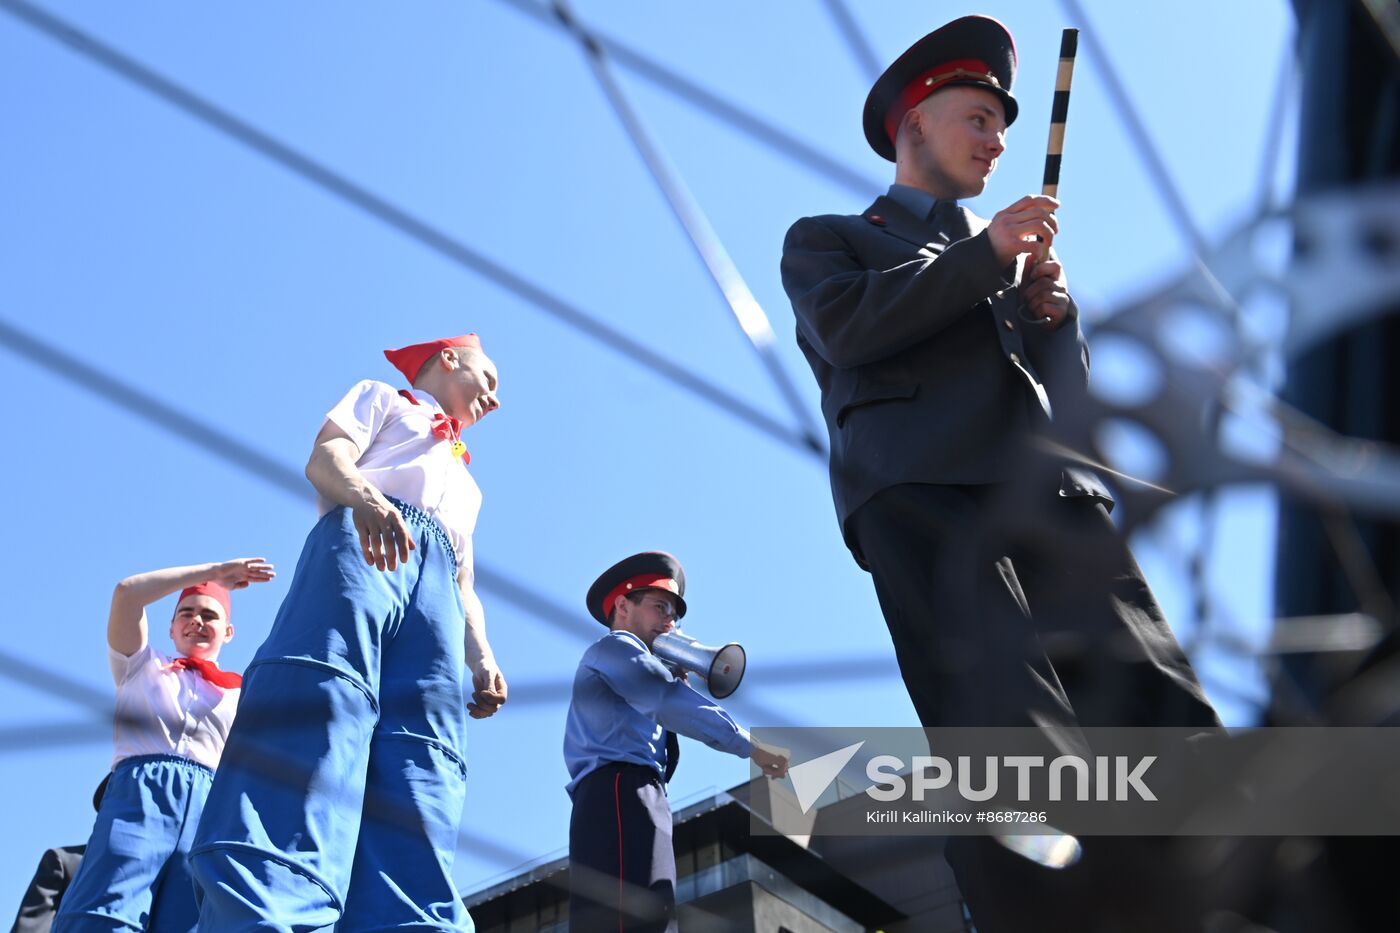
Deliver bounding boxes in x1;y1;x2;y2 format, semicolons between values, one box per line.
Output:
863;193;1024;327
861;195;948;254
862;194;1014;287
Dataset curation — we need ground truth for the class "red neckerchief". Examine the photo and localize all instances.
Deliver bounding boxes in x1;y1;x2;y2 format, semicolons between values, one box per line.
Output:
399;390;470;465
170;656;242;689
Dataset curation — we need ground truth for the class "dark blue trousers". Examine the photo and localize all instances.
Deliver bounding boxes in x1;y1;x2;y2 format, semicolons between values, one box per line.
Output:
568;763;676;933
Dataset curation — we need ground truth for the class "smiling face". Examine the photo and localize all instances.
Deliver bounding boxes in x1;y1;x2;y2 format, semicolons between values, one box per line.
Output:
896;85;1007;199
609;589;679;649
168;594;234;662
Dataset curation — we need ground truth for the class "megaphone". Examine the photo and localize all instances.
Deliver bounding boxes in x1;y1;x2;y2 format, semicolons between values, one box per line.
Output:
652;630;746;699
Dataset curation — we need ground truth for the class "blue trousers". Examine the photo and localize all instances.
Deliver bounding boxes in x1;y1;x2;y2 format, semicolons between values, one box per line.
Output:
189;502;474;932
54;754;212;932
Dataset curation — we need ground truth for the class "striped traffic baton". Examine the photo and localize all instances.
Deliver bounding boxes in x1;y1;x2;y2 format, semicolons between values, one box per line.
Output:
1042;28;1079;199
1023;28;1080;321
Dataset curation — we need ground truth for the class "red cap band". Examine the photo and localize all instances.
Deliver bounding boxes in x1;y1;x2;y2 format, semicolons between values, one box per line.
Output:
177;582;231;618
600;573;681;621
883;58;996;147
383;334;482;385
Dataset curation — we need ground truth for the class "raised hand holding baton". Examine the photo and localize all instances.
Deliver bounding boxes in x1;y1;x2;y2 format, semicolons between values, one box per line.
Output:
1022;27;1079;323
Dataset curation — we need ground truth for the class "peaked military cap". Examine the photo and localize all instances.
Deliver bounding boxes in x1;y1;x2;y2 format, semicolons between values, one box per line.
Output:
587;552;688;626
863;14;1019;161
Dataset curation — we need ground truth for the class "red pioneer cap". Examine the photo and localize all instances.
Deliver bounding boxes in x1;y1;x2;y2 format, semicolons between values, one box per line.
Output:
383;334;482;385
176;582;232;618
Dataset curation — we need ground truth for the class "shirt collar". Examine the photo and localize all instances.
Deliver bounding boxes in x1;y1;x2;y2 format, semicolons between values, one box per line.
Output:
886;183;943;222
608;629;652;654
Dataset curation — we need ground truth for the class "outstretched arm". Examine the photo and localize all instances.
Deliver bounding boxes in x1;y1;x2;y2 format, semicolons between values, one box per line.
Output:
750;740;790;778
590;635;753;759
108;559;275;657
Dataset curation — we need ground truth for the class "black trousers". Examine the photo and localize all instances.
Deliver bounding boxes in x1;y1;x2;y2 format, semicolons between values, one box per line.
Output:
12;846;84;933
568;763;677;933
850;481;1219;732
850;481;1222;933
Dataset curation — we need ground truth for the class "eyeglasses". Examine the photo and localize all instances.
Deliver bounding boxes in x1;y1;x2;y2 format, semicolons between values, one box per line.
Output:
630;595;677;620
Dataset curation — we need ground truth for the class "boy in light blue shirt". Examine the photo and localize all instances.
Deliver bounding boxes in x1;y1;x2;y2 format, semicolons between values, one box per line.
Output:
563;551;788;933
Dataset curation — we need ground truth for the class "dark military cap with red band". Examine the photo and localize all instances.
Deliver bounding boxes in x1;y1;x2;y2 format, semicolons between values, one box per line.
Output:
586;551;688;626
862;14;1019;162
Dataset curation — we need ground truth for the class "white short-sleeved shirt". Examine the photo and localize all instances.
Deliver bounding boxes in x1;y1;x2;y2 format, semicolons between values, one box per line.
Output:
320;380;482;562
109;644;240;770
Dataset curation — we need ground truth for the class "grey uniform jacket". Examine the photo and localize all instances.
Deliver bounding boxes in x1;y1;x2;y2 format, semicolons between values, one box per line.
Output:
780;193;1112;564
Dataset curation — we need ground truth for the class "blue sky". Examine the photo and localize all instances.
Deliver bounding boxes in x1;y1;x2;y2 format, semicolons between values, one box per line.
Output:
0;0;1295;914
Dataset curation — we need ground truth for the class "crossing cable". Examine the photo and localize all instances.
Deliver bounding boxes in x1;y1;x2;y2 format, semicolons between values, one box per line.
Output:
447;655;904;709
0;0;820;462
0;317;844;733
0;643;902;751
1055;0;1303;373
0;0;1288;890
1;1;1286;737
1254;37;1298;214
1054;0;1213;259
1053;0;1282;346
0;321;823;871
0;312;912;796
490;0;881;198
1052;0;1211;648
1054;0;1292;653
0;645;113;715
0;310;1289;857
0;316;603;645
1171;42;1297;664
0;652;537;866
3;0;1279;770
549;0;825;456
817;0;883;82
